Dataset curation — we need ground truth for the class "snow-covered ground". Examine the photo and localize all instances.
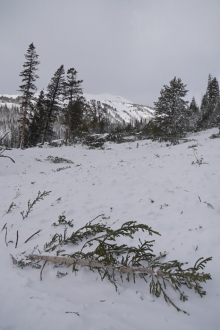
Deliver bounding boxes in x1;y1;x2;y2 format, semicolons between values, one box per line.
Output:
0;128;220;330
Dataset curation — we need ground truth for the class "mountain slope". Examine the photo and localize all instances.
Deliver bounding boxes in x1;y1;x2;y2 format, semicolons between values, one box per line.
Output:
0;128;219;329
0;93;154;125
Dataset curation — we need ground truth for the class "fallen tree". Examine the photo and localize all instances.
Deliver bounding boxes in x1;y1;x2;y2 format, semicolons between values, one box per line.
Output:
11;217;212;315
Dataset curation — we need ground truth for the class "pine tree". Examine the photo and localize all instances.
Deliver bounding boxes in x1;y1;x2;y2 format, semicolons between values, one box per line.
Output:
63;68;83;141
153;77;188;141
200;75;220;128
18;43;40;148
41;65;65;144
28;90;46;146
86;100;107;133
188;97;200;131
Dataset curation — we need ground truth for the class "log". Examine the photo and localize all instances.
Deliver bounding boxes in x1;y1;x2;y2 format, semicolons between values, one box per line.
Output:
29;254;165;276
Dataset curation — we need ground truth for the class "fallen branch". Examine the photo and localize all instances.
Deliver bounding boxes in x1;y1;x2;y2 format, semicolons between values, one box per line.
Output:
13;218;212;315
15;230;19;248
0;154;15;163
25;230;42;243
30;254;164;276
40;260;47;281
4;226;8;246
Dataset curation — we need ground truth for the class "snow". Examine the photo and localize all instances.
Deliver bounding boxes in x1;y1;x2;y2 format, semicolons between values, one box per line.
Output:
0;93;154;125
84;93;154;123
84;93;132;104
0;94;21;99
0;128;220;329
0;102;18;109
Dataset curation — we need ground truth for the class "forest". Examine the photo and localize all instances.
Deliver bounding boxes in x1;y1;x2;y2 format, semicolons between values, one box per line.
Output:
1;43;220;148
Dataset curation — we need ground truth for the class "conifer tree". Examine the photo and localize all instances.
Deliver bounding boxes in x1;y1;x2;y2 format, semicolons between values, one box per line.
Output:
187;97;200;132
189;97;199;112
28;90;46;146
41;65;65;144
200;75;220;128
19;43;40;148
63;68;83;141
152;77;188;140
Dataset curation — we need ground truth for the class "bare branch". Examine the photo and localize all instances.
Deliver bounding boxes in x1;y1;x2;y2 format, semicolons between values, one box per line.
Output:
0;154;15;163
30;254;164;276
25;230;42;243
15;231;19;248
40;261;47;281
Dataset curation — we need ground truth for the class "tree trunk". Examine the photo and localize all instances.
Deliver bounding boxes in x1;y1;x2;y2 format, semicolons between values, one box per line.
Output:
30;254;165;276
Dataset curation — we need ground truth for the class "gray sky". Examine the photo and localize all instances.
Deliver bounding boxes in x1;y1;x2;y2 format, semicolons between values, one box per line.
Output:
0;0;220;106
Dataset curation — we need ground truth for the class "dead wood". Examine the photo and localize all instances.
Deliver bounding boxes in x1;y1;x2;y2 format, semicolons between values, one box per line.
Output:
30;254;165;276
25;230;42;243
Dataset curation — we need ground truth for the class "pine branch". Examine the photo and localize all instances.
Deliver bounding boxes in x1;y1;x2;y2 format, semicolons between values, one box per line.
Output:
13;218;212;314
21;191;51;219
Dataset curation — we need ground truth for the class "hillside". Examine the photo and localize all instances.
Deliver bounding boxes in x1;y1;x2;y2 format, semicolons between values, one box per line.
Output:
0;93;154;125
84;93;154;124
0;128;219;329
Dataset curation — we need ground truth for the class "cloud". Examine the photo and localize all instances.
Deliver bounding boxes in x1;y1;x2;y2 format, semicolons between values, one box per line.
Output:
0;0;220;106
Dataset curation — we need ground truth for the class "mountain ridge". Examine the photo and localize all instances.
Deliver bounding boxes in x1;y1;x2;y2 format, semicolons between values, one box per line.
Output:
0;93;154;125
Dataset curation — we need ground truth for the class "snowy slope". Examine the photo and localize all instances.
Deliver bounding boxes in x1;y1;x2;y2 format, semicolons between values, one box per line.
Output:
0;93;154;124
0;128;220;330
85;93;154;123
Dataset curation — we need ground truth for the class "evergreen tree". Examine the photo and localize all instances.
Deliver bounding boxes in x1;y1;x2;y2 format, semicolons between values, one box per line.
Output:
41;65;65;144
187;97;200;131
18;43;40;148
200;75;220;128
152;77;188;140
63;68;83;141
189;97;199;112
28;90;46;146
85;100;109;133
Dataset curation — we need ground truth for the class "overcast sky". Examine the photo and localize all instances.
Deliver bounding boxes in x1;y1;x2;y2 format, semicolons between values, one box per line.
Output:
0;0;220;106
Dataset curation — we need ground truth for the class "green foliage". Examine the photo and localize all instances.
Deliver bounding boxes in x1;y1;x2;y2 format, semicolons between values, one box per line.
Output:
52;215;74;227
62;68;84;141
46;156;74;164
11;254;41;269
5;202;17;214
83;134;106;149
28;90;47;146
37;218;212;314
149;256;212;314
191;151;208;166
21;191;51;219
152;77;189;141
200;74;220;129
41;65;65;144
52;166;71;172
18;43;40;148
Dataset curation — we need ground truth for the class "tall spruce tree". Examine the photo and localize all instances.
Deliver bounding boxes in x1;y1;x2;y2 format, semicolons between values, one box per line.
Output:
188;97;200;132
87;100;106;133
200;74;220;128
19;43;40;148
41;65;65;144
153;77;188;140
28;90;46;146
63;68;83;141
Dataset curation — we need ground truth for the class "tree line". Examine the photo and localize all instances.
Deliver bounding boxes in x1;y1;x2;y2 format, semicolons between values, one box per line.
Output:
2;43;220;148
148;75;220;142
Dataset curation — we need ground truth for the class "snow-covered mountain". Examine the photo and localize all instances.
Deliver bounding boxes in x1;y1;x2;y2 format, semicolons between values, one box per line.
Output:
84;93;154;124
0;93;154;124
